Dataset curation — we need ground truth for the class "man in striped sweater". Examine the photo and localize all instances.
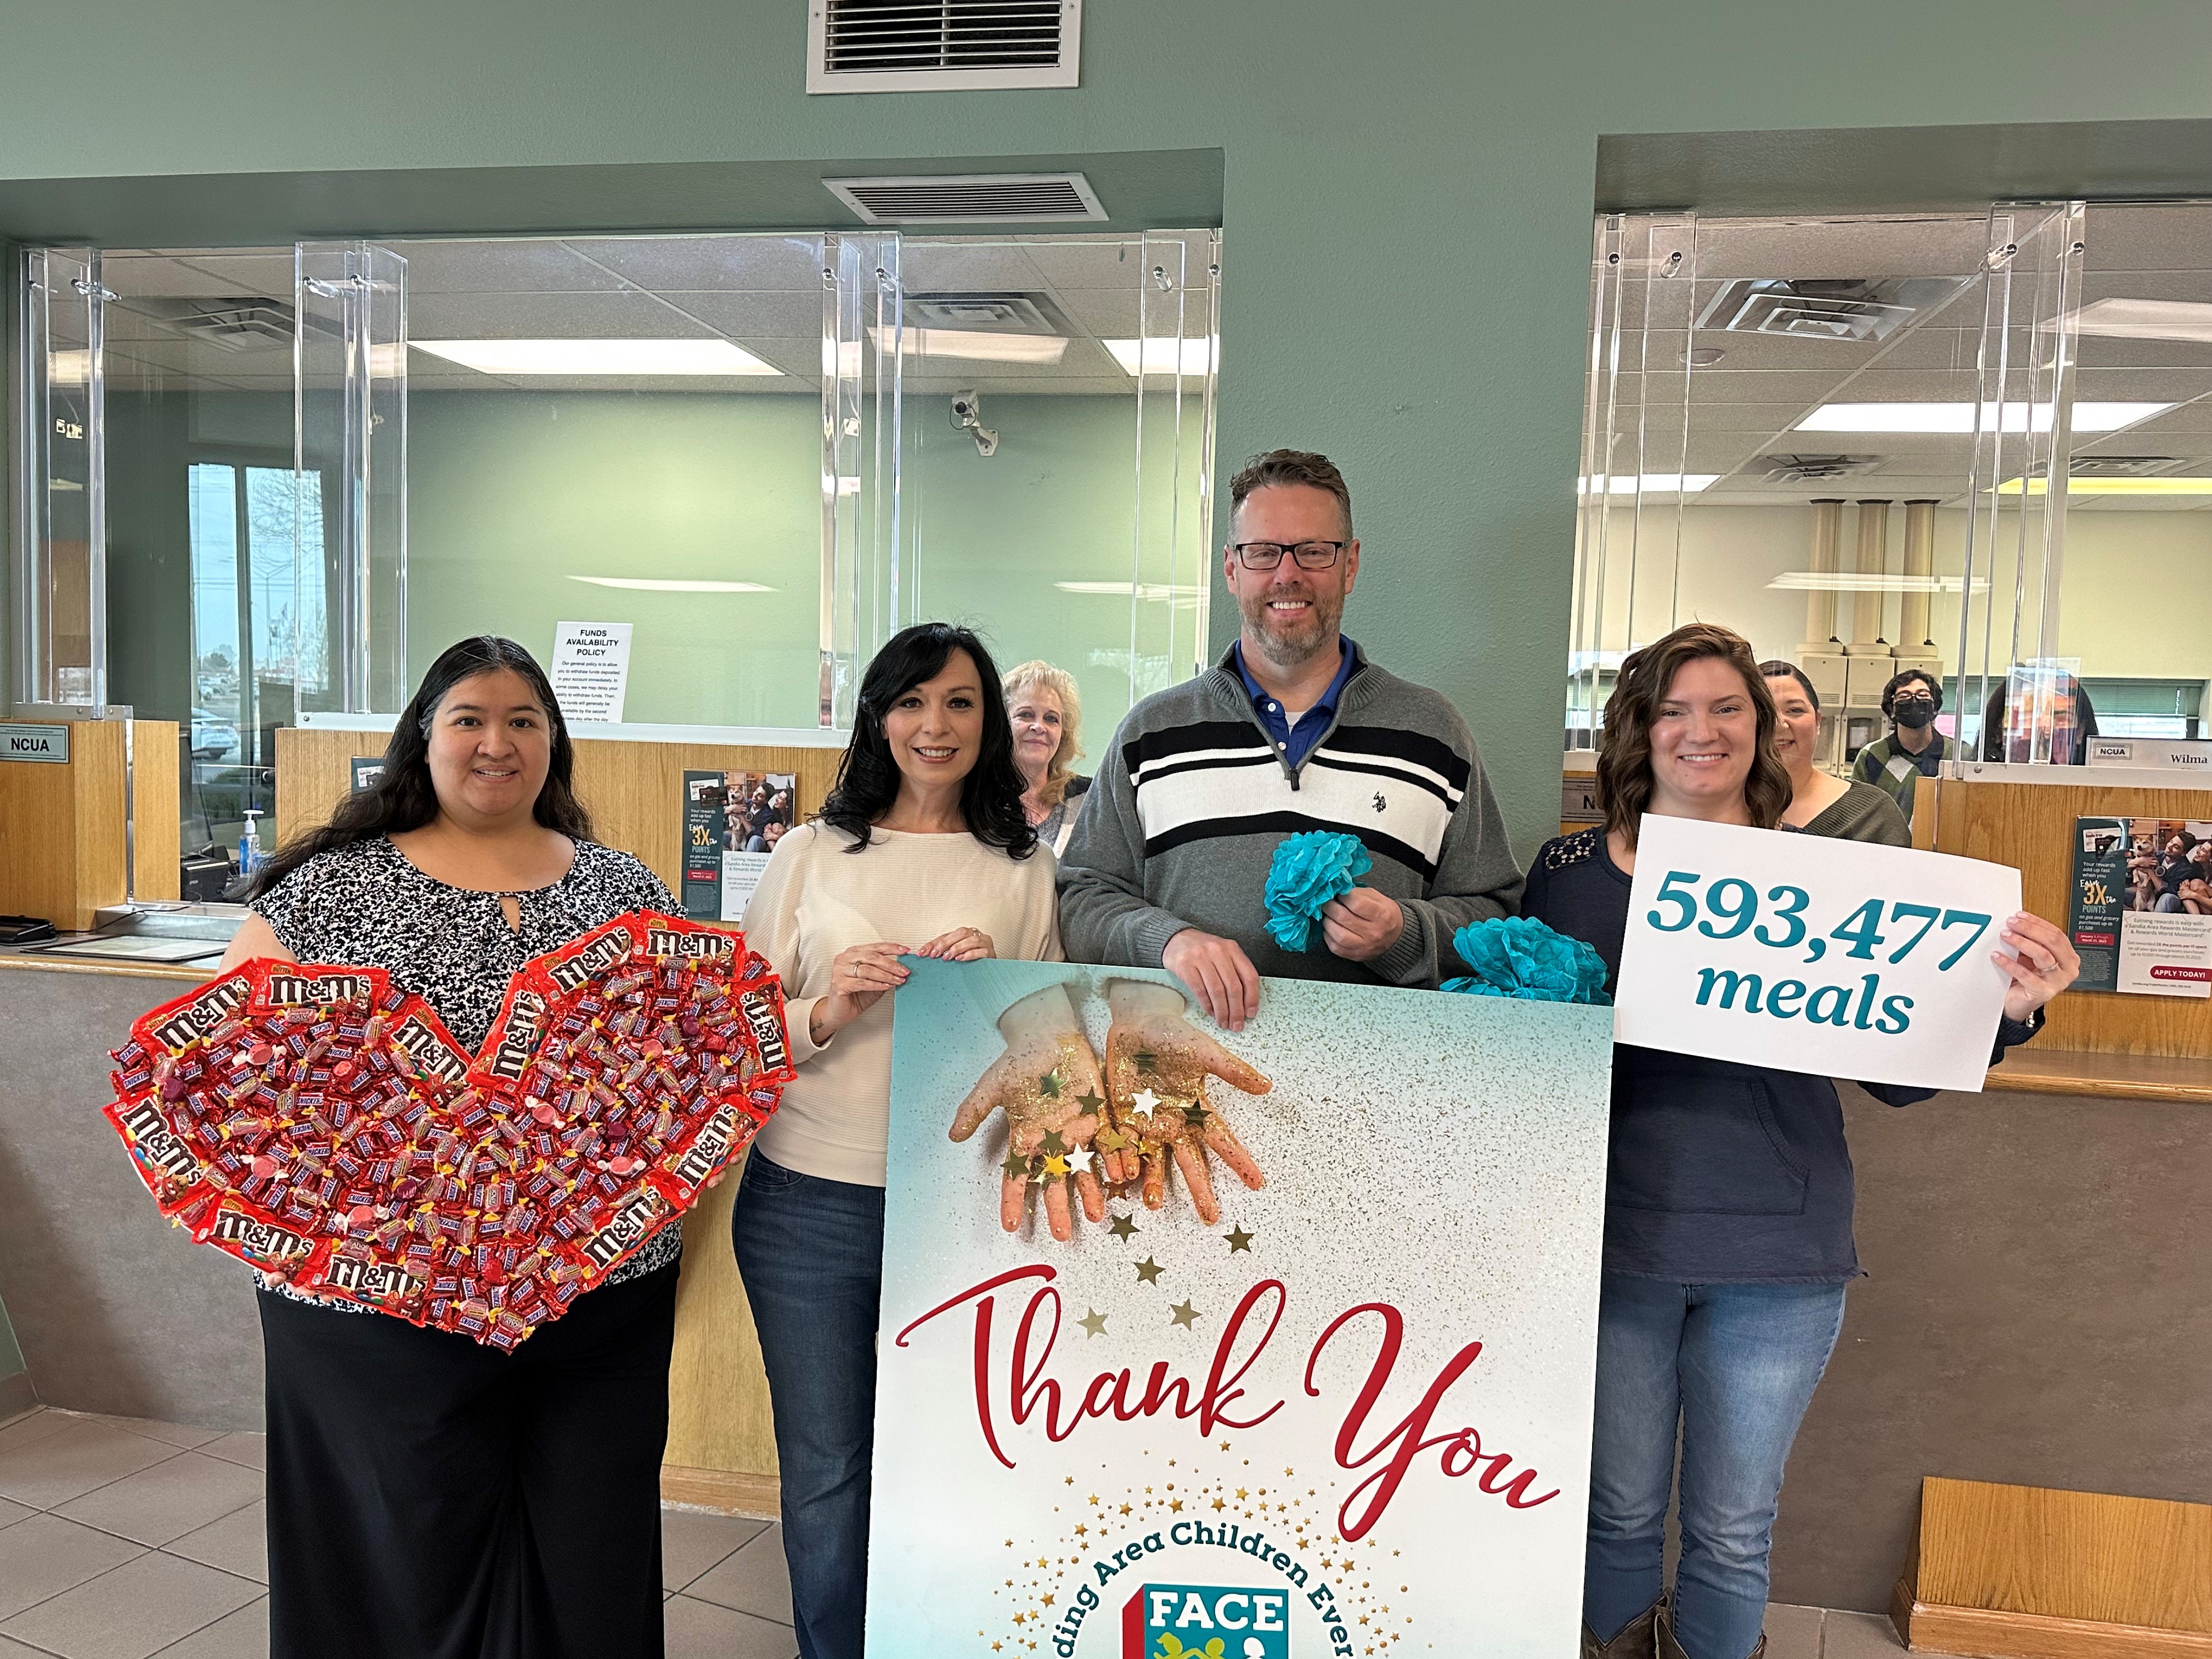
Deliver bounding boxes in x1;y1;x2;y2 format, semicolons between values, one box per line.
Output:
1058;449;1523;1030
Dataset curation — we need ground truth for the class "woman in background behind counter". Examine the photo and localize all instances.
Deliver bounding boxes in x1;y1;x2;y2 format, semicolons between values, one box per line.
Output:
1759;661;1912;847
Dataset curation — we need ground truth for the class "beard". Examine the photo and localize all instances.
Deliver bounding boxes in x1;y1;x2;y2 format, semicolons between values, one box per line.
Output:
1238;583;1344;667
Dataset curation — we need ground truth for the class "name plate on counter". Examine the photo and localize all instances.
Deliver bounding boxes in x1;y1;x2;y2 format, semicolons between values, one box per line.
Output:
0;723;69;764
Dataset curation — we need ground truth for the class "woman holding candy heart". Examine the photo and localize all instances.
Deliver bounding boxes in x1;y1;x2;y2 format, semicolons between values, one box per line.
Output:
1508;623;2080;1659
735;621;1063;1659
218;635;682;1659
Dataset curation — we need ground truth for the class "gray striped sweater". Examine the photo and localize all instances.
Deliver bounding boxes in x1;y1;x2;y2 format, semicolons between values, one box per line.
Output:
1057;642;1524;989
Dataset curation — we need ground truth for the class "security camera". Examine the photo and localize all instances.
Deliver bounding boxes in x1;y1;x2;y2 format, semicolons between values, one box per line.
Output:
950;388;998;457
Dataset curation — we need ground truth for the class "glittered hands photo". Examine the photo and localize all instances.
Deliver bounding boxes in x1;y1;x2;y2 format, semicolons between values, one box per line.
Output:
948;967;1271;1239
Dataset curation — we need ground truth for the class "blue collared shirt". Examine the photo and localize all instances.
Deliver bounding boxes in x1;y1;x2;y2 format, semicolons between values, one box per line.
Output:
1233;636;1358;770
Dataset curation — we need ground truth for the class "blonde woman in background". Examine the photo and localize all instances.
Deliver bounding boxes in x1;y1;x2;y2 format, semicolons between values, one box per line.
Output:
1005;659;1091;854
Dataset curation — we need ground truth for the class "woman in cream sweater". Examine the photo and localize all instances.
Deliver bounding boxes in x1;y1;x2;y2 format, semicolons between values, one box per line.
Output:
736;622;1060;1659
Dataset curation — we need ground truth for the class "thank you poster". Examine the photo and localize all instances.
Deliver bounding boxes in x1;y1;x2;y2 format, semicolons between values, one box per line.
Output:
871;960;1615;1656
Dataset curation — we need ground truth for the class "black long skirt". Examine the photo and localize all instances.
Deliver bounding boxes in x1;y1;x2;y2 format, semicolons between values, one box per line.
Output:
256;1261;679;1659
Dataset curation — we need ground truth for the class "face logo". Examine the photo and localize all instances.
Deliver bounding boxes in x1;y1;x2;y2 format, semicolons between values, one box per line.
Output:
1372;792;1387;814
1124;1584;1289;1658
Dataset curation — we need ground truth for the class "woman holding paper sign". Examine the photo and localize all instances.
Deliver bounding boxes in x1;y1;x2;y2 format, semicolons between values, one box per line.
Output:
217;635;680;1659
1508;624;2079;1659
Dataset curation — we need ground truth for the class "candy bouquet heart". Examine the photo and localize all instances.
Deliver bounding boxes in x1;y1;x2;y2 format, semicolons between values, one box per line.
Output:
104;912;792;1350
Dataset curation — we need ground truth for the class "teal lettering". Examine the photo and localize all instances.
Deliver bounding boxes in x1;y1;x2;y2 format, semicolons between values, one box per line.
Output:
1766;980;1807;1018
1877;994;1914;1034
1695;968;1764;1011
1807;984;1853;1027
1853;974;1880;1030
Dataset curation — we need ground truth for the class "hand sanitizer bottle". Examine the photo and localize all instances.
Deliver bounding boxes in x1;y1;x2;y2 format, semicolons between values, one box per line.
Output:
239;809;264;879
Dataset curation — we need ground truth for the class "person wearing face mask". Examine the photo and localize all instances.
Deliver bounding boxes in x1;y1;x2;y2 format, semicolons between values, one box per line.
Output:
1519;624;2079;1659
1058;449;1522;1036
1003;658;1091;854
219;636;680;1659
1850;670;1949;817
735;622;1060;1659
1760;662;1910;845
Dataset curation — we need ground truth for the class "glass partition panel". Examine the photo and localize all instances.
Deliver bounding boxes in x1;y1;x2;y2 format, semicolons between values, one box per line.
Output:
95;246;301;873
14;246;105;708
821;230;902;726
388;234;842;730
297;242;408;717
896;230;1220;749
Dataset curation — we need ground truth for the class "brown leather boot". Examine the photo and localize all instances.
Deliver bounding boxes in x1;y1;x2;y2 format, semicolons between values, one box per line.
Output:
1656;1604;1765;1659
1582;1601;1661;1659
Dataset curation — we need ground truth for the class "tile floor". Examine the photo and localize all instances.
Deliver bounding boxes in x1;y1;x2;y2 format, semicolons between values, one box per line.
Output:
1;1404;1927;1659
0;1407;795;1659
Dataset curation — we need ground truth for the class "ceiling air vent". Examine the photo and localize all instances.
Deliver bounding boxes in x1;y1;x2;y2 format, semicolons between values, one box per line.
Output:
1758;453;1886;484
122;296;329;352
825;172;1105;225
2067;454;2186;477
807;0;1081;94
1697;279;1958;343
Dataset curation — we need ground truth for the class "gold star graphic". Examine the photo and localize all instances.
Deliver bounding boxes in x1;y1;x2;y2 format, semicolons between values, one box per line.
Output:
1077;1308;1108;1339
1225;1224;1254;1252
1108;1213;1138;1240
1170;1299;1200;1329
1169;1498;1183;1511
1134;1256;1165;1284
1074;1088;1105;1114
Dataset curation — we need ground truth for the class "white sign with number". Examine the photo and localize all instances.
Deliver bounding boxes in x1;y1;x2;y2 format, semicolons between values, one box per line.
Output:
1615;817;2022;1092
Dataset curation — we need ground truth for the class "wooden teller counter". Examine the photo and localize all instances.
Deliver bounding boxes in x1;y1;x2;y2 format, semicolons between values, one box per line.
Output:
0;720;846;1518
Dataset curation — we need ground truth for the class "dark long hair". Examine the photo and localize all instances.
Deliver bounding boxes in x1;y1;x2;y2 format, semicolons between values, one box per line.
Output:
250;636;592;896
1598;623;1793;847
819;623;1036;857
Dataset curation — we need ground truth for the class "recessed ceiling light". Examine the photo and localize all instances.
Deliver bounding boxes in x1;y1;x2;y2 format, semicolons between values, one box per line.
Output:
567;576;776;593
1104;338;1219;377
1996;475;2212;495
413;338;782;376
1767;572;1990;592
1795;401;2171;434
866;325;1068;364
1054;580;1207;601
1577;473;1721;495
2052;297;2212;343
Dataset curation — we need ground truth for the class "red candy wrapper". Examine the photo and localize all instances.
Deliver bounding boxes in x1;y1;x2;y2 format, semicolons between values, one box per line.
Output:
99;912;789;1349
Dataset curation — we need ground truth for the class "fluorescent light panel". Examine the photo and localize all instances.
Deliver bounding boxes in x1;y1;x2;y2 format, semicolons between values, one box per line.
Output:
1578;473;1720;495
1997;475;2212;495
1767;572;1990;592
1104;337;1218;377
2052;297;2212;343
1056;580;1207;601
865;325;1068;364
567;577;776;593
1796;400;2171;433
413;338;781;376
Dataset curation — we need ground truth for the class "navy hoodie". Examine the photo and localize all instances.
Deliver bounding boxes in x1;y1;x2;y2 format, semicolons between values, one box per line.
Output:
1520;827;2039;1282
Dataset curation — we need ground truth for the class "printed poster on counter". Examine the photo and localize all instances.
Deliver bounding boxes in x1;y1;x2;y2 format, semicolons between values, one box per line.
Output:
2069;816;2212;997
868;957;1615;1657
681;769;798;922
1615;816;2021;1092
549;620;633;723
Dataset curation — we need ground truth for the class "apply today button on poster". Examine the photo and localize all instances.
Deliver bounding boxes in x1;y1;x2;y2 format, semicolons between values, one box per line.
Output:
1615;817;2022;1092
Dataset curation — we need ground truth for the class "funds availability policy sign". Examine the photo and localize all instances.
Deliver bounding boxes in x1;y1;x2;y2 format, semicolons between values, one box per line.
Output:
869;958;1615;1657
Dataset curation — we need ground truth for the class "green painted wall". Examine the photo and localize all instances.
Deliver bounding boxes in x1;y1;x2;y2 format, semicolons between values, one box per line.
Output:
7;3;2212;858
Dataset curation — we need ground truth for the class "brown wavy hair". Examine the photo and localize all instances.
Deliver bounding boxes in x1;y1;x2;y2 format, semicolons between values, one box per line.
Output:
1598;623;1791;847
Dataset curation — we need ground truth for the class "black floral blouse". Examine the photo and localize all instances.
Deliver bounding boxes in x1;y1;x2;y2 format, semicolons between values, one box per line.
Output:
251;834;682;1304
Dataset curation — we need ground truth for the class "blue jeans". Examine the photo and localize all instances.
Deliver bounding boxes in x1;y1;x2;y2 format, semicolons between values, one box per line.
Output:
1584;1274;1847;1659
731;1150;886;1659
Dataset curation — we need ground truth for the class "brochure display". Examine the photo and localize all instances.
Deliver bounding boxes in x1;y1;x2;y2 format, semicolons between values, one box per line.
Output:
2069;816;2212;997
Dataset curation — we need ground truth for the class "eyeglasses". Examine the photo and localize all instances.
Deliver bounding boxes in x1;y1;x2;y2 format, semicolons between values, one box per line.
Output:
1231;540;1349;571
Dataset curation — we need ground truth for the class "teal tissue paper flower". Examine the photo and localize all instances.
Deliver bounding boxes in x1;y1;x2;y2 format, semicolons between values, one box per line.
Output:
1441;916;1612;1005
1264;831;1374;951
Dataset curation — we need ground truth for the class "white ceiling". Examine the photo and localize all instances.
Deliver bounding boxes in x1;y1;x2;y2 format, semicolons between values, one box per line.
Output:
84;232;1219;399
1595;204;2212;509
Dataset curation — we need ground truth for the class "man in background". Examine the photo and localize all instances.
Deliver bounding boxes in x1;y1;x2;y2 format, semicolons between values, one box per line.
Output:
1853;668;1948;820
1057;448;1522;1029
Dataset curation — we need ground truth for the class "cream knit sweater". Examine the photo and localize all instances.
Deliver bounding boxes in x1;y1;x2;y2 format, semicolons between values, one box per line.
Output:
740;820;1063;1186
